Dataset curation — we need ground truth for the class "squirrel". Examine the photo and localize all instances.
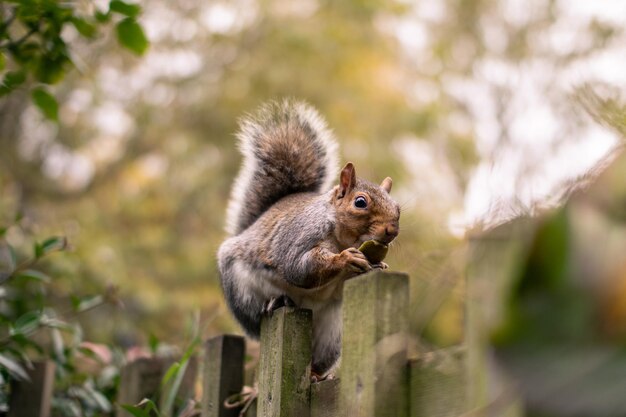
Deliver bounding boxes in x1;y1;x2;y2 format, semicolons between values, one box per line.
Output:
217;99;400;377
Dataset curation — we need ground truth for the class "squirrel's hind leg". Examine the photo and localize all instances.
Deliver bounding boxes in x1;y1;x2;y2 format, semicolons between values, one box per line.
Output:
218;248;266;338
310;299;342;377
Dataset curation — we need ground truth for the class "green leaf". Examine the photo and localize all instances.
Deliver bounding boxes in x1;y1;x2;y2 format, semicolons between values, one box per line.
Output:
120;405;150;417
85;385;112;412
4;347;33;372
9;334;44;353
42;317;74;332
12;311;42;335
0;241;16;273
31;88;59;121
0;70;27;96
71;17;97;38
16;269;51;283
0;53;5;72
34;242;42;258
138;399;161;417
0;354;30;381
148;333;159;354
110;0;141;17
34;236;67;258
160;361;180;388
116;18;148;56
160;336;200;415
71;294;104;312
121;399;161;417
50;327;65;364
54;398;81;417
95;11;112;23
34;53;70;85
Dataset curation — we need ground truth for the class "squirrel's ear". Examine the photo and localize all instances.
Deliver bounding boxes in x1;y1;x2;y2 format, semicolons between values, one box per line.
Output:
381;177;392;193
339;162;356;198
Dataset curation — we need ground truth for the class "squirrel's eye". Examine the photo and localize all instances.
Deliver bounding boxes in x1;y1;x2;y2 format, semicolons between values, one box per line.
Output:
354;196;368;209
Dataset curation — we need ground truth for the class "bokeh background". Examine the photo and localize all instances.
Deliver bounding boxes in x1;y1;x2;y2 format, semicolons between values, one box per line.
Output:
1;0;625;358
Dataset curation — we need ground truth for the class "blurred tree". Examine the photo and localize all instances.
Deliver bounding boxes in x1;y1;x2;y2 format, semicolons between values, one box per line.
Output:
1;0;624;349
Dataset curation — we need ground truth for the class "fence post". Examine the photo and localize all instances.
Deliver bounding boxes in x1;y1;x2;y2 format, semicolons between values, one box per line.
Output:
117;358;164;416
8;360;55;417
467;221;531;416
340;270;409;417
257;306;312;417
116;356;197;417
409;346;466;417
311;378;339;417
202;335;245;417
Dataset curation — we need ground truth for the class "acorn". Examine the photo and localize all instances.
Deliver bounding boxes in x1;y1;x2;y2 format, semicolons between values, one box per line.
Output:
358;240;388;264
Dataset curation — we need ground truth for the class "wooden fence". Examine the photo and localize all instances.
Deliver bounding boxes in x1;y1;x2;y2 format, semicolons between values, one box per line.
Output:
8;265;521;417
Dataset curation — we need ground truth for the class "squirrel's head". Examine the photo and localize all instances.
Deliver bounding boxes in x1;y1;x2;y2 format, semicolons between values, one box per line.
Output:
332;162;401;249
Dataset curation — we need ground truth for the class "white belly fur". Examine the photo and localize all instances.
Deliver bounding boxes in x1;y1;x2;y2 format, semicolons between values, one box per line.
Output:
232;259;344;365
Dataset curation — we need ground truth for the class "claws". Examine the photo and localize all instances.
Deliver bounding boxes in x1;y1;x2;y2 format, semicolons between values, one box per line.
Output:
262;295;296;316
311;371;335;383
373;262;389;270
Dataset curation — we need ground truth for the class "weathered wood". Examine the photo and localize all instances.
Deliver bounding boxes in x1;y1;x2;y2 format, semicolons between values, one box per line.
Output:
117;358;165;416
409;346;466;417
311;378;339;417
340;270;409;417
243;399;257;417
161;355;199;411
116;356;198;417
202;335;245;417
258;307;312;417
8;360;55;417
466;221;532;416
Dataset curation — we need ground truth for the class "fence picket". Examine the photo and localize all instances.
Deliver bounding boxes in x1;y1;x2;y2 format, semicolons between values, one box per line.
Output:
340;270;409;417
409;346;466;417
311;378;339;417
202;335;245;417
8;360;55;417
116;356;197;417
257;306;312;417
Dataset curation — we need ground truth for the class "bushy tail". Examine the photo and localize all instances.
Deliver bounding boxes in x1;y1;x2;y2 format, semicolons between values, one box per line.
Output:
225;99;338;235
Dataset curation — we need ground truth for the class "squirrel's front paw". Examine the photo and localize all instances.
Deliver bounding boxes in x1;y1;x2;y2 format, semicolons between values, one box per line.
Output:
338;248;372;274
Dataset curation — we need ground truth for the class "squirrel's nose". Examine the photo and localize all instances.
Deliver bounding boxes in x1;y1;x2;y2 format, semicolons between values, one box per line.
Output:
383;224;399;242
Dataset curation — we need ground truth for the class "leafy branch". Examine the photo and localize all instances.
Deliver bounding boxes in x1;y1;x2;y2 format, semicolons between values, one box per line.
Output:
0;0;149;121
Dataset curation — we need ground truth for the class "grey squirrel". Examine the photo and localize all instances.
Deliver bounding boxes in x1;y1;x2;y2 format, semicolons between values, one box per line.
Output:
217;99;400;376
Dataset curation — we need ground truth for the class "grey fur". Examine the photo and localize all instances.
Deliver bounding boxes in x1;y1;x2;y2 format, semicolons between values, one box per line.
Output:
217;100;400;376
218;191;346;373
225;99;338;236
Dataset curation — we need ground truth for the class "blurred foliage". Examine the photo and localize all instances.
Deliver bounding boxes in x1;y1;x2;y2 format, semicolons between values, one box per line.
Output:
0;0;148;120
0;216;119;416
0;216;201;416
490;151;626;417
0;0;625;361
